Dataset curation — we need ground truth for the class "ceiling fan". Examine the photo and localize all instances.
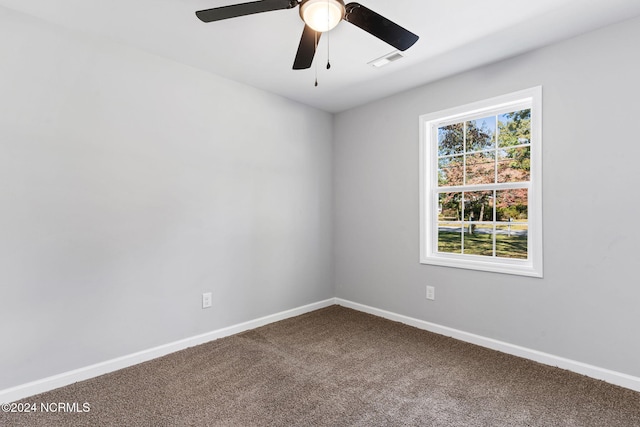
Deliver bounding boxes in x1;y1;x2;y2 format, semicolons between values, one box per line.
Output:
195;0;419;70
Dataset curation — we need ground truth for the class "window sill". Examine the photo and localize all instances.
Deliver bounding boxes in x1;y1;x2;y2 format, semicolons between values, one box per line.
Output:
420;254;543;278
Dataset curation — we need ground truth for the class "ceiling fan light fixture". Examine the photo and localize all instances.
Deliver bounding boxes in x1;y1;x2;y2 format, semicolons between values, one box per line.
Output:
300;0;345;33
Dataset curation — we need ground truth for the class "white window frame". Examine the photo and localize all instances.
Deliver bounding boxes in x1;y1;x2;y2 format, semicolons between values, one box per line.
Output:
419;87;543;277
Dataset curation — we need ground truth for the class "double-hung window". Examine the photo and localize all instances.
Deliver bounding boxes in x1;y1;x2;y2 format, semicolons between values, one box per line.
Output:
419;87;542;277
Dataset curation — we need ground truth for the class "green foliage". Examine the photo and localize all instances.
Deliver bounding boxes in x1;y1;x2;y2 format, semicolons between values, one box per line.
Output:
498;109;530;147
437;123;464;156
497;205;528;221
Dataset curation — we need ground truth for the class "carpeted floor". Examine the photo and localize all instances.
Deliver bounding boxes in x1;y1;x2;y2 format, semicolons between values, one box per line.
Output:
2;305;639;426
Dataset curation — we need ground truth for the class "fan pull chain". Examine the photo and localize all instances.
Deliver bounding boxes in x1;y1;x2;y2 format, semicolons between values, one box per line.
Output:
326;0;331;70
314;31;318;87
326;29;331;69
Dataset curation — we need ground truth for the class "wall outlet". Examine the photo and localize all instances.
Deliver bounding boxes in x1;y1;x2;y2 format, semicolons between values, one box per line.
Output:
426;286;435;301
202;292;212;309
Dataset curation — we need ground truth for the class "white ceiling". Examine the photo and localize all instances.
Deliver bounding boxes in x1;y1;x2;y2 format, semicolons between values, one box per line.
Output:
2;0;640;112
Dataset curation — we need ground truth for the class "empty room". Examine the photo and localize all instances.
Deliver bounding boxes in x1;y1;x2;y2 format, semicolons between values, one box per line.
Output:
1;0;640;425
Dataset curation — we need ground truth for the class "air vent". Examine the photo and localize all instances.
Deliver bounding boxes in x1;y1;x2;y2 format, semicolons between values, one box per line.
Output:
368;51;404;68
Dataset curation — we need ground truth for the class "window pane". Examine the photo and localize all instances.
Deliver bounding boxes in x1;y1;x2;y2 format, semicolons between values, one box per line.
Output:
498;146;530;183
438;192;462;221
438;123;464;156
438;156;464;187
438;222;462;254
498;109;531;147
465;151;495;185
466;116;496;152
421;88;541;276
496;224;528;259
463;225;494;256
496;189;528;221
463;191;493;222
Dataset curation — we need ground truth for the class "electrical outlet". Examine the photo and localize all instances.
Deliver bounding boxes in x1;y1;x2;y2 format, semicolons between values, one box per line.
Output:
202;292;212;309
426;286;435;301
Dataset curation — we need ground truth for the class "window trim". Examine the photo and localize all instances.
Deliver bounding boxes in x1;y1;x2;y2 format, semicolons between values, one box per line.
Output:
419;87;543;277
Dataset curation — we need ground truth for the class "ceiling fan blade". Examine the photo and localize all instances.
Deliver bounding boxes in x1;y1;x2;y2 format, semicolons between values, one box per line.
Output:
293;25;321;70
344;3;419;51
196;0;297;23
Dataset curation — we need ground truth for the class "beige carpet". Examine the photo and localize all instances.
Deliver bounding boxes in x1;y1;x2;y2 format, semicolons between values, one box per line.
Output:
2;305;639;426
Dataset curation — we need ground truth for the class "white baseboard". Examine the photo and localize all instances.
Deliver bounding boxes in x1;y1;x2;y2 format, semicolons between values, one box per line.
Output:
0;298;336;404
3;297;639;403
335;298;640;393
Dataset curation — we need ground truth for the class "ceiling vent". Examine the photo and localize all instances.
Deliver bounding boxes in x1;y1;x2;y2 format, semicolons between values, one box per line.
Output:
368;51;404;68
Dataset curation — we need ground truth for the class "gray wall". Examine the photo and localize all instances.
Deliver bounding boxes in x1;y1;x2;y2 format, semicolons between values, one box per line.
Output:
333;16;640;378
3;4;639;393
0;8;333;390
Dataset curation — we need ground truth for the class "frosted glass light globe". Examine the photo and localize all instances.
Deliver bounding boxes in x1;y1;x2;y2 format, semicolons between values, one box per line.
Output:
300;0;345;32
